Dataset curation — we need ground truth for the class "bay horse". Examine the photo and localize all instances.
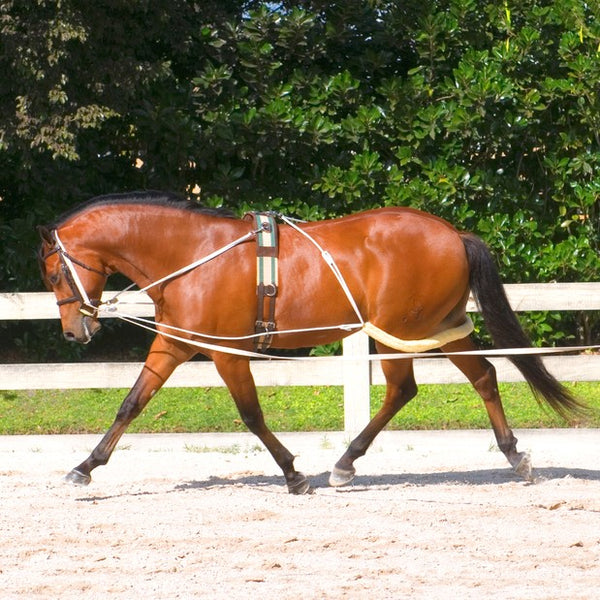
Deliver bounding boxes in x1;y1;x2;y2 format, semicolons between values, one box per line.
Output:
38;191;581;493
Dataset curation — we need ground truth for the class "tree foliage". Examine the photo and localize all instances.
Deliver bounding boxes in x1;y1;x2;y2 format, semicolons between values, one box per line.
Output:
1;0;598;354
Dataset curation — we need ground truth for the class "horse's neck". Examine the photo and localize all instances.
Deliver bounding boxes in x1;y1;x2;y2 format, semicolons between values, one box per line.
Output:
88;208;219;290
112;221;189;284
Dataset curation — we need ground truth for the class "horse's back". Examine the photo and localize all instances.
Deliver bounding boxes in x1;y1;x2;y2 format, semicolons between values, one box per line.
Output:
276;207;471;343
292;206;466;274
307;205;457;233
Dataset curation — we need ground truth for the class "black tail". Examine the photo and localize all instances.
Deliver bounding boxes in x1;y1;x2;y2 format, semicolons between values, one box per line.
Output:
461;233;585;419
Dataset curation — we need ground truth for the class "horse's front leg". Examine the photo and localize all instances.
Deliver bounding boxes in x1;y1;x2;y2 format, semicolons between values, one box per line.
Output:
212;353;310;494
64;336;192;485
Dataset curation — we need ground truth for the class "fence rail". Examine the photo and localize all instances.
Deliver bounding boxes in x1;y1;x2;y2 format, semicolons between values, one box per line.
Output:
1;284;599;434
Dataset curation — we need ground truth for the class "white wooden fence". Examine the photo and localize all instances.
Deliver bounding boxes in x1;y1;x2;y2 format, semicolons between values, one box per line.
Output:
1;284;599;434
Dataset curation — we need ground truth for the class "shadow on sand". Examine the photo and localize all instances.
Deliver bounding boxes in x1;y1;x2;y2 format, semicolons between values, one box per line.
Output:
174;466;600;493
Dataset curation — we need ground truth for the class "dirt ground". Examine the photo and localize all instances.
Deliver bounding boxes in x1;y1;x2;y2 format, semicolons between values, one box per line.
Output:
1;428;599;599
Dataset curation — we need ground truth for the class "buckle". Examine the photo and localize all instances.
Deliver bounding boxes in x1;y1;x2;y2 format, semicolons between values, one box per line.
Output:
255;320;276;333
79;301;100;318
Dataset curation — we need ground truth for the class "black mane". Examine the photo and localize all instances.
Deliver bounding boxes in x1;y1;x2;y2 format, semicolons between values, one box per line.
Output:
48;190;236;228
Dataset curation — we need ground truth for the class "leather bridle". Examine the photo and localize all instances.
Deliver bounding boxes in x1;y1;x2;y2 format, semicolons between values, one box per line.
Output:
41;230;108;318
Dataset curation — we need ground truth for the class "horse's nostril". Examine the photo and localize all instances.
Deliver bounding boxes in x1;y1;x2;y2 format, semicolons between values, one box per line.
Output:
64;331;76;342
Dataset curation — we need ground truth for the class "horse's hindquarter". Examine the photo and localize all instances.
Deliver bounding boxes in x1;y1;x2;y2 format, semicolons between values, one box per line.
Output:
275;208;471;346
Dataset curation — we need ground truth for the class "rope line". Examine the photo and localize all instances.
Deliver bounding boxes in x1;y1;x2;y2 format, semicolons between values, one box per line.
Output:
106;309;599;361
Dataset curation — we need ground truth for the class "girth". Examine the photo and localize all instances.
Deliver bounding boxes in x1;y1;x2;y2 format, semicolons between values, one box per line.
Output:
248;212;279;351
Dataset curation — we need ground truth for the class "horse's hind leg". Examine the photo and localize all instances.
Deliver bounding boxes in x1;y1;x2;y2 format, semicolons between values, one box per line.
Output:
441;337;533;481
64;336;191;485
330;351;417;487
212;353;310;494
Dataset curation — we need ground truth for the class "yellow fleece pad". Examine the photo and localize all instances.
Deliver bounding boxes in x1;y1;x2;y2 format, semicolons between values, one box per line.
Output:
362;317;474;352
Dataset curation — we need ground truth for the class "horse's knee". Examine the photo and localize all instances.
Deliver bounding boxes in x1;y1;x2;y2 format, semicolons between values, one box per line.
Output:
404;377;418;403
387;377;417;413
115;395;143;421
472;362;499;401
237;408;265;432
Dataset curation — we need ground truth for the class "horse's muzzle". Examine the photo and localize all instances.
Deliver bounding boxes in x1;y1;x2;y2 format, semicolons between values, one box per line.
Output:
63;317;101;344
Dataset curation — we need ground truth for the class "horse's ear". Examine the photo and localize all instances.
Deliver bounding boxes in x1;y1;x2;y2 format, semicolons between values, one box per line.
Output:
37;225;54;244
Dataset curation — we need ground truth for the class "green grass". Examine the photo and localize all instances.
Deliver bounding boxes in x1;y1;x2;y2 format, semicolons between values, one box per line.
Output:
1;382;599;435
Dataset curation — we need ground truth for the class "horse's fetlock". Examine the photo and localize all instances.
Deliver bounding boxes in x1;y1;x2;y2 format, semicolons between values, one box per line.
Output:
498;435;518;456
347;440;368;460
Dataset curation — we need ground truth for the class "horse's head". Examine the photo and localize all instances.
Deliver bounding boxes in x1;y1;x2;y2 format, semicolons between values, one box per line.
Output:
38;225;108;344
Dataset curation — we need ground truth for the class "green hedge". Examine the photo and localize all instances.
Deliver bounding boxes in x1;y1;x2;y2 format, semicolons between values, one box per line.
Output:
1;1;598;360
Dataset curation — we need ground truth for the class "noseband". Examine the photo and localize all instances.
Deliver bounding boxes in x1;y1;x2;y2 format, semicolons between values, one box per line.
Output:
42;230;108;318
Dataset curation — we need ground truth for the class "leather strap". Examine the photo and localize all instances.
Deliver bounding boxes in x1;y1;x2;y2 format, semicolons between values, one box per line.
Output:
252;213;279;350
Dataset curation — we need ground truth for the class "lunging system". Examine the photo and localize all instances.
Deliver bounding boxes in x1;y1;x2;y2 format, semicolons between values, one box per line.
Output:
38;191;589;494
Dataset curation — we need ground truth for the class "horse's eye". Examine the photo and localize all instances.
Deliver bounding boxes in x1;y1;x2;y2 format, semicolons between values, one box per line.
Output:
48;273;60;286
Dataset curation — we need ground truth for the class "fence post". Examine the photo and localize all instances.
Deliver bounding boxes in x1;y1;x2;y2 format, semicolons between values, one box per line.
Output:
342;331;371;437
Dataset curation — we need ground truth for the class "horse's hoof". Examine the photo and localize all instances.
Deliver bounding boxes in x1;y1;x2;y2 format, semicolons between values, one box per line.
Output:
287;472;311;495
513;452;533;482
64;469;91;486
329;466;356;487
